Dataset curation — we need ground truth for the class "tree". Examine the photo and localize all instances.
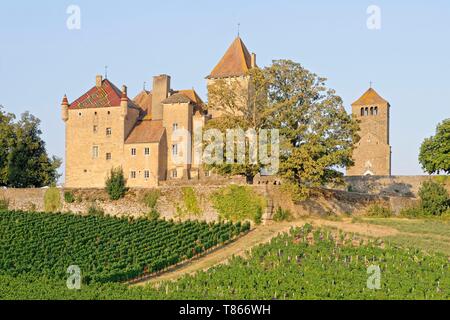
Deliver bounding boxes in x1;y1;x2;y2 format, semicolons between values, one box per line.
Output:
418;180;449;216
0;106;15;185
0;107;61;188
419;119;450;174
105;167;127;200
205;60;359;199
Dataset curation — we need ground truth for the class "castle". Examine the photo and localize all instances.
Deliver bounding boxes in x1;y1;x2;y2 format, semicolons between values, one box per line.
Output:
62;37;256;188
61;37;391;188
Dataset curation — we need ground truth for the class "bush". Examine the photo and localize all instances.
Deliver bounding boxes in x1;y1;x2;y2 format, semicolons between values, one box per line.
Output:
399;206;424;218
44;187;61;212
211;185;266;224
0;197;9;210
105;167;128;200
273;207;292;222
176;187;202;218
88;203;104;216
142;189;160;209
64;191;75;203
366;204;393;218
146;208;160;221
418;180;449;216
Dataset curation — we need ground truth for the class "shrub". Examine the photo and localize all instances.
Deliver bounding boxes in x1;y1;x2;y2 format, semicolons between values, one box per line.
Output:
399;206;424;218
211;185;266;223
88;203;104;216
366;204;393;218
176;187;202;218
418;180;449;216
64;191;75;203
273;207;292;222
0;197;9;210
44;187;61;212
142;189;161;209
105;167;128;200
146;208;160;220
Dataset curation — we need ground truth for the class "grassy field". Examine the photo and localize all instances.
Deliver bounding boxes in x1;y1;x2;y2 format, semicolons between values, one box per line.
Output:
358;218;450;256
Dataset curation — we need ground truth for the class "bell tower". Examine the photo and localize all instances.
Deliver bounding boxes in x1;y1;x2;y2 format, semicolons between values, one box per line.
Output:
347;87;392;176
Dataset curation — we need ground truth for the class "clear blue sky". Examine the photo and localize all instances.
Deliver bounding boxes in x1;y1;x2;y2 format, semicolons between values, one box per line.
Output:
1;0;449;176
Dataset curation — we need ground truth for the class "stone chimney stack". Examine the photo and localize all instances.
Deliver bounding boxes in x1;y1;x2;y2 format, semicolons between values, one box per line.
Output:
120;85;128;118
251;53;256;68
96;75;103;87
151;74;171;120
61;95;69;122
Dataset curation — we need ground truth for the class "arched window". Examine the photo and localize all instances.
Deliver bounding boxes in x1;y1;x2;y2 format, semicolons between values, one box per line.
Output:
370;107;374;115
374;107;378;115
365;107;369;116
361;108;364;116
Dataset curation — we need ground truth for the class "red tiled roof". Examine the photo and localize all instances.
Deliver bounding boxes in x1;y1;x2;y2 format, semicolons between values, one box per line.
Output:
207;37;253;79
125;119;165;144
69;79;140;110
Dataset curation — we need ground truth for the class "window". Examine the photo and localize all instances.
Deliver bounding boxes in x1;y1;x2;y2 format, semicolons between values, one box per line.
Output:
173;123;178;131
374;107;378;116
205;170;210;177
370;107;374;115
171;169;178;178
106;127;112;136
92;146;99;159
144;170;150;179
130;171;136;179
364;107;369;116
172;144;178;156
106;153;111;160
131;148;137;156
78;112;82;117
93;125;98;133
144;147;150;156
360;108;364;116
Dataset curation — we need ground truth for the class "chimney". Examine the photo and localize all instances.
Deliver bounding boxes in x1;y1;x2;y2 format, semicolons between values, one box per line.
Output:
120;85;128;118
96;75;103;87
251;53;256;68
151;74;171;120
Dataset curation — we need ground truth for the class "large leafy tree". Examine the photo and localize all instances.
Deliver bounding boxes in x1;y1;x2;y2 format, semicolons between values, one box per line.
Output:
205;60;360;199
0;106;61;187
419;118;450;175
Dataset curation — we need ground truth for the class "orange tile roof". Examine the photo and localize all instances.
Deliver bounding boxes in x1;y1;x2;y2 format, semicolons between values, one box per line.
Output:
207;37;253;79
133;90;152;119
125;119;165;144
352;88;389;106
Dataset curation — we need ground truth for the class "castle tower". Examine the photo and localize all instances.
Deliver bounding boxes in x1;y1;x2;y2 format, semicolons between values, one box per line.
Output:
347;87;392;176
206;36;257;118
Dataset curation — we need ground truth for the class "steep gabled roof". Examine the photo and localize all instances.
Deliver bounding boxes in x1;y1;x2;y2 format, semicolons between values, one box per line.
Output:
69;79;140;110
133;90;153;119
207;37;253;79
125;119;165;144
352;88;389;106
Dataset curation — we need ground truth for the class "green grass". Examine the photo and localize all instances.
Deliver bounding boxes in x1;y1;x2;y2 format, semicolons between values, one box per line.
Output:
361;218;450;255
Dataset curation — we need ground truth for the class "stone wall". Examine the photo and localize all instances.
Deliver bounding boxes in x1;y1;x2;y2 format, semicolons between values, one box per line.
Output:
0;181;421;220
343;175;450;197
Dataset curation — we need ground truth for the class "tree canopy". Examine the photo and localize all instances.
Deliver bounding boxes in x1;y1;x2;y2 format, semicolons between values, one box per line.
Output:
419;118;450;175
205;60;360;200
0;106;61;187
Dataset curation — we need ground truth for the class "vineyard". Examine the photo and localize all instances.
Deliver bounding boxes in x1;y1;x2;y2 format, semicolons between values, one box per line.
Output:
0;222;448;300
0;210;249;284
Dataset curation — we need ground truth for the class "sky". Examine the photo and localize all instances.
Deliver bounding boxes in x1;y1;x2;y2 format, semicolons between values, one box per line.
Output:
0;0;449;177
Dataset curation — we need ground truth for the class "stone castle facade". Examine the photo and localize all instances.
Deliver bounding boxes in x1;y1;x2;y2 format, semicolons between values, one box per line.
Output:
62;37;257;188
62;37;391;188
